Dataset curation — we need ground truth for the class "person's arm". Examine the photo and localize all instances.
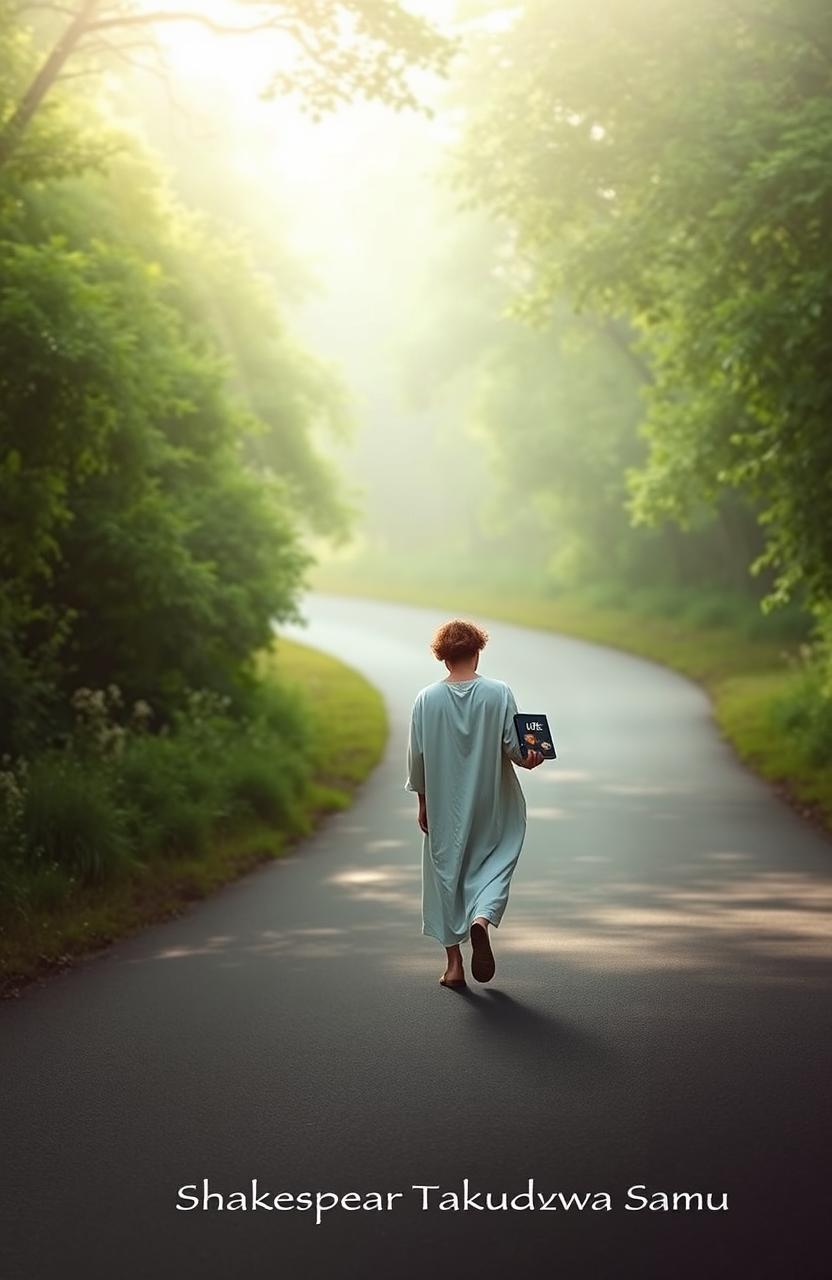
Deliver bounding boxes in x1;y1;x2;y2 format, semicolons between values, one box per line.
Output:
404;696;428;830
502;684;545;770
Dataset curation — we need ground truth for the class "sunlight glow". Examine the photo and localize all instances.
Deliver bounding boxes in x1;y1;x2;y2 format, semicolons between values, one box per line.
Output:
140;0;301;82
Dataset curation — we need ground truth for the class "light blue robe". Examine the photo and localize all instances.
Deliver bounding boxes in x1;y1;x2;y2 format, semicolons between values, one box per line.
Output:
404;675;528;946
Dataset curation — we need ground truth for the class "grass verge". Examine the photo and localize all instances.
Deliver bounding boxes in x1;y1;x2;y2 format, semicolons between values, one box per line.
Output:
0;636;387;998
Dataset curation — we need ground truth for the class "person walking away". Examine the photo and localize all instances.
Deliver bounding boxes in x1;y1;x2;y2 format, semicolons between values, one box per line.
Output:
405;618;543;988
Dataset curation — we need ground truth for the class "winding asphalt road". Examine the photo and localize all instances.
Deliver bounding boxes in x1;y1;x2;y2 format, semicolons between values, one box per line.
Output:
2;593;831;1279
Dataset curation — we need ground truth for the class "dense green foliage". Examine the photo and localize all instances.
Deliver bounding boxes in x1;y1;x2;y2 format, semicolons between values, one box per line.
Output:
0;0;415;930
0;155;317;752
0;638;388;987
0;682;311;914
459;0;831;630
393;207;802;633
0;1;377;758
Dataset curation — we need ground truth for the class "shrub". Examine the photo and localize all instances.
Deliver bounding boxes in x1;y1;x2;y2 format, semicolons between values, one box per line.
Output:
0;670;318;920
115;716;233;857
572;580;631;610
230;675;310;751
153;799;213;859
742;600;812;646
681;591;746;630
22;860;77;912
224;743;308;827
20;755;134;886
771;663;832;768
117;731;225;815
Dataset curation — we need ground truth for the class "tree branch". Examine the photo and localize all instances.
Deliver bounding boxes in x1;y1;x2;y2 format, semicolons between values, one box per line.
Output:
85;9;294;38
0;0;102;167
55;65;106;81
15;2;78;13
81;32;173;82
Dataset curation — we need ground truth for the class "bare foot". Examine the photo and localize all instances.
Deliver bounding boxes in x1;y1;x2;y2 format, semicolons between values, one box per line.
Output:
440;959;466;986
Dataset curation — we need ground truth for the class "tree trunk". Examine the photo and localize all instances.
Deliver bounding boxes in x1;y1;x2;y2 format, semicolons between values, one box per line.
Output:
0;0;102;169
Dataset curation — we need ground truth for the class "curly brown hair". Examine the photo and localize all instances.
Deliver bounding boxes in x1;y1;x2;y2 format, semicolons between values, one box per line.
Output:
430;618;489;664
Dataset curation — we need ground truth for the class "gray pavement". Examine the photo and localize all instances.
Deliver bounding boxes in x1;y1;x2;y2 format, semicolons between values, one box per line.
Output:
2;592;830;1279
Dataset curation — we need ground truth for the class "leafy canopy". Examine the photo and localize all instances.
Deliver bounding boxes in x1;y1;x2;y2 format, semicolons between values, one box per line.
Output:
461;0;832;615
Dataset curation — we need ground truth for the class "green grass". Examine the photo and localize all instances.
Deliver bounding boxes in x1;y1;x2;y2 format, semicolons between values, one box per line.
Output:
310;556;832;833
0;637;387;996
261;638;388;789
712;672;825;812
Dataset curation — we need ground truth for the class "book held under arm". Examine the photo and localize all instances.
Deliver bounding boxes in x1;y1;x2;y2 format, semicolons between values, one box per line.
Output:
514;713;557;761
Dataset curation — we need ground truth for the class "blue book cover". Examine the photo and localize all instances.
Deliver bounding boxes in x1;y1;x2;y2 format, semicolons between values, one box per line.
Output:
514;713;557;760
